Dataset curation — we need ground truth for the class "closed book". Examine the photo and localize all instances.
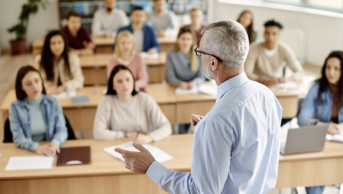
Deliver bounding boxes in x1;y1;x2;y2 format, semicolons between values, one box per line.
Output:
57;146;91;166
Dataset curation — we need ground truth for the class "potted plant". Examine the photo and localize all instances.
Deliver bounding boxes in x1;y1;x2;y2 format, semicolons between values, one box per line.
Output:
7;0;49;55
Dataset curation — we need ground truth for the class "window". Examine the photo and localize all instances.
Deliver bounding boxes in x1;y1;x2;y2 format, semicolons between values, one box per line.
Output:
308;0;342;9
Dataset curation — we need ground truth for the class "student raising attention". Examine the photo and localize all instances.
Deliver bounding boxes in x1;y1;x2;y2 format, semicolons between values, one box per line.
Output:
32;30;84;95
9;66;68;155
107;31;148;90
93;65;171;143
298;51;343;194
166;27;204;90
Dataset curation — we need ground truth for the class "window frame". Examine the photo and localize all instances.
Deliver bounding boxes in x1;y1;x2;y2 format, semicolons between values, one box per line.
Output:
265;0;343;13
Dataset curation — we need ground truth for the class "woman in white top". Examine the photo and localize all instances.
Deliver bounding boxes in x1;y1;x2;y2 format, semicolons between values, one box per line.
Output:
32;30;84;95
93;65;171;143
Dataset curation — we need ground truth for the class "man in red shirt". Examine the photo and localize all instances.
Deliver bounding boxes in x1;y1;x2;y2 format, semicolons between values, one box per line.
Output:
60;11;95;55
182;8;206;46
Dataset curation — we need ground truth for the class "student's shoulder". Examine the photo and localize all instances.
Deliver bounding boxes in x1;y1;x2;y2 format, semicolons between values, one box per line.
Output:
277;41;293;53
114;9;126;15
167;49;177;56
249;42;264;51
118;25;131;32
67;52;80;64
136;92;155;103
99;95;114;106
93;9;105;16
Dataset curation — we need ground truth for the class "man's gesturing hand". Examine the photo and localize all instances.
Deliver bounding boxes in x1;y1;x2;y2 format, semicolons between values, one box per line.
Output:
115;143;155;174
191;114;204;132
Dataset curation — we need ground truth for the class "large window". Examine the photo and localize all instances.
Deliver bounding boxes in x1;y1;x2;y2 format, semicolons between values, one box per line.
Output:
263;0;343;12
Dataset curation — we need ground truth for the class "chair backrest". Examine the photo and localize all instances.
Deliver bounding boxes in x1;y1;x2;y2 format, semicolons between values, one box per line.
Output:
3;114;77;143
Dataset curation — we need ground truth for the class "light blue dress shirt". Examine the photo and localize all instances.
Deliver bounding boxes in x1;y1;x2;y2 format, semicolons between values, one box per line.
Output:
146;72;282;194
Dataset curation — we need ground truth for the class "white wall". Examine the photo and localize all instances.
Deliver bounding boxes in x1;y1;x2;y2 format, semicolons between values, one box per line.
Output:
0;0;59;51
208;1;343;66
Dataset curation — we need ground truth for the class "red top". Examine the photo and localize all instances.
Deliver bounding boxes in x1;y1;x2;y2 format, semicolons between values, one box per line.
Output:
182;24;206;46
60;26;93;50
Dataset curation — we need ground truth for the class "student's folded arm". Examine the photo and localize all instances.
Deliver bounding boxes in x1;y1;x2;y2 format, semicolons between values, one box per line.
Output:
146;95;172;141
91;11;105;37
135;57;149;89
283;45;304;81
244;47;260;81
93;97;125;140
166;53;183;87
297;83;319;126
64;54;84;90
51;98;68;146
9;104;39;152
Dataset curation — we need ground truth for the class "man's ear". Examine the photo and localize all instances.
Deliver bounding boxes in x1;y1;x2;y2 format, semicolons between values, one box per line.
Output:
210;56;219;71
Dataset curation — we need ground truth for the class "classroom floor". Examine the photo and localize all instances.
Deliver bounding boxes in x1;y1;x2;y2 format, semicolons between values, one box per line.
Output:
0;54;340;194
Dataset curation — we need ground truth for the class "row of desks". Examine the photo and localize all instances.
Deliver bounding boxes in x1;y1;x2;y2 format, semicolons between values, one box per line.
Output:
1;134;342;194
0;82;307;139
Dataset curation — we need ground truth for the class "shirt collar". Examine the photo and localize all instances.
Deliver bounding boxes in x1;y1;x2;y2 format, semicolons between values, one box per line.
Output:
216;71;249;101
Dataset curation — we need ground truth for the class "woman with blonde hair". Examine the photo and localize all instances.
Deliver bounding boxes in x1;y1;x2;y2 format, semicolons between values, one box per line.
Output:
166;27;204;90
107;30;148;90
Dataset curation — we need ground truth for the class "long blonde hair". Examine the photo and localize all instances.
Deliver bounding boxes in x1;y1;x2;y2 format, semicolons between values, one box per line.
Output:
114;31;136;59
174;28;199;72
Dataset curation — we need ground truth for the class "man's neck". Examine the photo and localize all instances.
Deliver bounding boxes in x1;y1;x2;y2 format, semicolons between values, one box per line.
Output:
120;53;131;61
215;67;244;86
131;23;143;30
264;42;277;50
155;10;164;17
191;23;202;31
68;28;78;37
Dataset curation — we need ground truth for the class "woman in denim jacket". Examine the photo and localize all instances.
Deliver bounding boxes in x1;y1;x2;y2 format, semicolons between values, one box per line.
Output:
9;66;68;155
298;51;343;194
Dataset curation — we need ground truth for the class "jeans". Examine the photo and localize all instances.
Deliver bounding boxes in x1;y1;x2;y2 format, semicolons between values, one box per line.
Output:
305;186;325;194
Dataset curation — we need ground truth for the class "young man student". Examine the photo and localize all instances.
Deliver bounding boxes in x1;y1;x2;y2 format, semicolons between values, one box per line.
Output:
116;7;160;54
182;8;206;46
244;20;304;86
60;11;95;55
146;0;179;37
92;0;128;38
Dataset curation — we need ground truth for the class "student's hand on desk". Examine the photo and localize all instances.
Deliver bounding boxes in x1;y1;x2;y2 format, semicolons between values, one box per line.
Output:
133;133;154;144
46;86;66;95
180;82;189;90
188;82;196;89
48;143;60;154
277;77;286;83
147;48;157;54
115;143;155;174
36;144;58;156
102;33;112;38
327;123;341;135
191;114;204;132
157;31;166;37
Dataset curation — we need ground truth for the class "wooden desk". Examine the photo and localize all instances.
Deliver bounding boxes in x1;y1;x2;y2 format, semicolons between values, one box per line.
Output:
157;36;176;52
79;53;167;85
92;36;115;54
1;135;342;194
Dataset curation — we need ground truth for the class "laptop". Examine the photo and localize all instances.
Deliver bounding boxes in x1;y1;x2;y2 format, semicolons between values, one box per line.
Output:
280;125;328;155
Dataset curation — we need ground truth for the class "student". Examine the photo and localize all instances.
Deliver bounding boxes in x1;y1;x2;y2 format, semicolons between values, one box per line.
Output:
116;7;160;54
93;65;171;142
166;27;204;90
244;20;304;86
146;0;179;37
60;11;95;55
298;51;343;194
107;30;148;90
92;0;128;37
237;10;256;44
9;66;68;155
32;30;84;95
182;8;206;46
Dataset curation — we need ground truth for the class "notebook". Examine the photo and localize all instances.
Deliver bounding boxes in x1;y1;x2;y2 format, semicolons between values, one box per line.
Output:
326;133;343;143
57;146;91;166
72;96;90;105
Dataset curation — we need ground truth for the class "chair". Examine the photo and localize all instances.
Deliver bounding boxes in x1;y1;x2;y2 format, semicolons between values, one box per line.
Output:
3;114;76;143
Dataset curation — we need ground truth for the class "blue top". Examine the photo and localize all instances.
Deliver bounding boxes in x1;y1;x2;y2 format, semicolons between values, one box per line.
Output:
146;72;282;194
298;82;343;126
115;24;160;52
9;94;68;152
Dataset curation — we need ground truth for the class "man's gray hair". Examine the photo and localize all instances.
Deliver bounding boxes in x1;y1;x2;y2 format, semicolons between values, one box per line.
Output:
201;20;249;70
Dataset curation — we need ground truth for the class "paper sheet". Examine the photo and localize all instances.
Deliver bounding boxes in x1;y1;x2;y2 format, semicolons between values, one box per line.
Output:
5;156;54;171
175;86;198;94
271;81;298;89
141;52;159;59
198;84;217;96
104;141;173;163
51;90;76;99
326;133;343;143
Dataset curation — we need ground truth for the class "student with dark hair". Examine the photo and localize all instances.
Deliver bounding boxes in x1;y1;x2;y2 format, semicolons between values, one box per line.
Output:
298;51;343;194
244;19;304;86
32;30;84;95
9;66;68;155
93;65;171;142
115;7;160;54
237;10;256;44
60;11;95;55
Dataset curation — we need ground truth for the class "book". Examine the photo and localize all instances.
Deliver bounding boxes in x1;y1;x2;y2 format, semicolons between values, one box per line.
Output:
57;146;91;166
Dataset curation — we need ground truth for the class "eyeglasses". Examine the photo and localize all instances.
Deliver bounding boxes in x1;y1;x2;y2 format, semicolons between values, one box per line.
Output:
194;46;223;62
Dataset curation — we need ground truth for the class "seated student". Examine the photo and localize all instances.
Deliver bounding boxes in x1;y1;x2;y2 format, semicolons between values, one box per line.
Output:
107;31;148;90
92;0;128;38
166;27;204;90
182;8;206;46
146;0;179;37
9;66;68;155
60;11;95;55
298;51;343;194
244;20;304;86
93;65;172;142
116;7;160;54
32;30;84;95
237;10;256;44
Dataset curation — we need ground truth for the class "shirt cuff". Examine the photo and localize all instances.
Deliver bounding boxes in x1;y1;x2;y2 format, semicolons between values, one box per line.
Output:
146;161;169;185
31;142;39;152
51;139;61;147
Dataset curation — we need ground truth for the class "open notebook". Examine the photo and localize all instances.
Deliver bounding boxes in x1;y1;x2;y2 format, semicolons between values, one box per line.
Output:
326;133;343;143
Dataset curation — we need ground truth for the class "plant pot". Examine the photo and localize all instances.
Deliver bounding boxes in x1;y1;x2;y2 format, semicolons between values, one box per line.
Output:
9;39;27;55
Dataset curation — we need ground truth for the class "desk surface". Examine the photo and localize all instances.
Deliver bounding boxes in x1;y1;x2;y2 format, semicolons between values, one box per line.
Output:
1;134;342;181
